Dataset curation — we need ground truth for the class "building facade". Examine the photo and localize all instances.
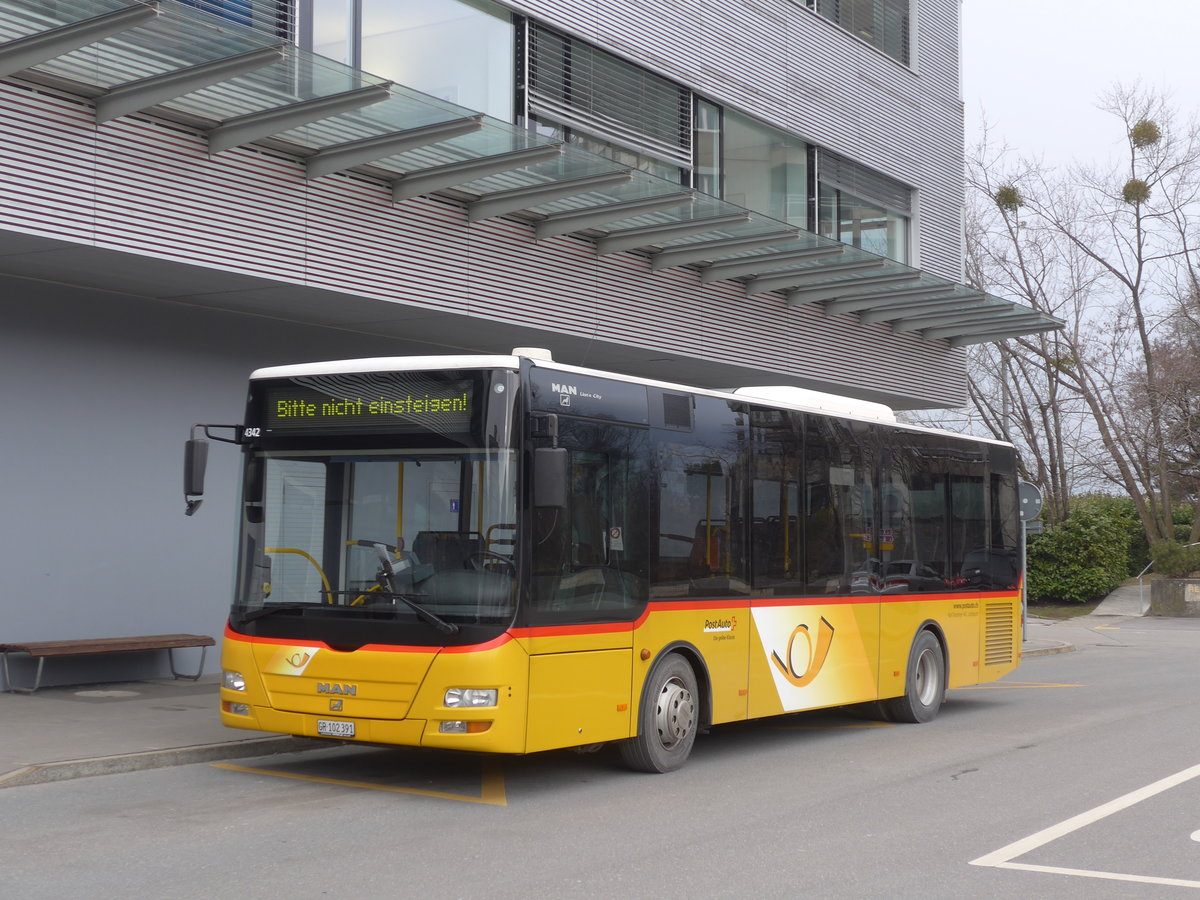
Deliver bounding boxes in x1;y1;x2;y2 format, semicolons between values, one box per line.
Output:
0;0;1056;685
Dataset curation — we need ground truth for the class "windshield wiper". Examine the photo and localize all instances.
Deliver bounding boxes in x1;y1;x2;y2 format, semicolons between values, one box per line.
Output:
379;590;459;635
239;595;457;634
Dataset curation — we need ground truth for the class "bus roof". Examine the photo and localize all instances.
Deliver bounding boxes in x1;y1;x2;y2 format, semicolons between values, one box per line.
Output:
250;351;1011;448
249;355;520;379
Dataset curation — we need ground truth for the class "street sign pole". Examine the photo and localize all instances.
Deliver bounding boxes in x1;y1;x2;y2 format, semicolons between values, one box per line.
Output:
1018;482;1044;642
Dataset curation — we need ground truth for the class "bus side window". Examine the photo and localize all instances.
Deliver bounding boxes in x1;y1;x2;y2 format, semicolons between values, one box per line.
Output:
652;397;748;599
749;408;803;594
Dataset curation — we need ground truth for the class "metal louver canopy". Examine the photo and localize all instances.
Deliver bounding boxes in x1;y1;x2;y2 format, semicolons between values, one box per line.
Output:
0;0;1064;347
0;1;158;78
95;44;285;123
307;116;484;179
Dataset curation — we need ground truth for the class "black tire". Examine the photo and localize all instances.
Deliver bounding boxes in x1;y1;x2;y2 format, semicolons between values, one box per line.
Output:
883;629;945;723
619;653;699;773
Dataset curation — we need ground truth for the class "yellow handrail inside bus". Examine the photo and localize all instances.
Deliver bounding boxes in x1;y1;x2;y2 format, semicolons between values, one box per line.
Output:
265;547;334;604
343;541;396;607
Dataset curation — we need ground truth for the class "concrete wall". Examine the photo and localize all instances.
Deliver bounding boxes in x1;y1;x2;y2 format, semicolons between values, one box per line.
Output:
1150;579;1200;617
0;278;438;686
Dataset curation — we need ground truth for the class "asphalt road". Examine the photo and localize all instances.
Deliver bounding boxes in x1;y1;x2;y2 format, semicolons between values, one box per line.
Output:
5;616;1199;899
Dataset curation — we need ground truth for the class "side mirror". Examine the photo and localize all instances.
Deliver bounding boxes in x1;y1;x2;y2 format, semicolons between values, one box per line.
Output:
533;447;568;509
184;438;208;516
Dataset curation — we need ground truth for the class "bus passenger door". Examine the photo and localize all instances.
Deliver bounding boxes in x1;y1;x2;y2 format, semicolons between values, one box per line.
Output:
524;420;650;751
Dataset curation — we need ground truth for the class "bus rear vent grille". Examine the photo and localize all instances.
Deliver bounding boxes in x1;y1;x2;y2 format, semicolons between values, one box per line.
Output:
984;602;1015;666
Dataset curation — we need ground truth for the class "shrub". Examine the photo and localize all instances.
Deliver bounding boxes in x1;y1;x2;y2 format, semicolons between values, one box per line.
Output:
1150;540;1200;577
1027;496;1134;603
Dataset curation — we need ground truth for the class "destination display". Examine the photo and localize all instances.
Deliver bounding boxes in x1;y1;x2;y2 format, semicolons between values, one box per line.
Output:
257;372;477;434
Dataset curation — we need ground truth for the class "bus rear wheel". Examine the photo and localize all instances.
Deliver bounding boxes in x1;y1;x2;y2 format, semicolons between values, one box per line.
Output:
619;653;698;773
883;629;945;723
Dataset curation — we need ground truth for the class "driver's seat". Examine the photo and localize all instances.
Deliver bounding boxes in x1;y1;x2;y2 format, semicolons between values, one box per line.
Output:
413;531;482;571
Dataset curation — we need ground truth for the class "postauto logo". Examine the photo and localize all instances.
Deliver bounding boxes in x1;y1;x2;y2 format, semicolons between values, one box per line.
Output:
703;616;736;633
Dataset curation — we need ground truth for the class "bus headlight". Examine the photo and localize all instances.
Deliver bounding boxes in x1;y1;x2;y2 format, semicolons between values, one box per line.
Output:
439;720;492;734
444;688;497;708
223;670;246;691
223;701;251;716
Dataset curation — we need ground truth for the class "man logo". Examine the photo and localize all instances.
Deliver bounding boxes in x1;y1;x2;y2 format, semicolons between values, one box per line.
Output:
329;699;343;712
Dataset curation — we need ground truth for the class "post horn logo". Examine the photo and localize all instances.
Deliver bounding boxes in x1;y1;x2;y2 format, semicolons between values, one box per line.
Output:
770;617;835;688
286;651;311;668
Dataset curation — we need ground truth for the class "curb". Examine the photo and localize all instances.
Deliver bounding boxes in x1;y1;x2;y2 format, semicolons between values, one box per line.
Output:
0;736;318;789
1021;641;1075;658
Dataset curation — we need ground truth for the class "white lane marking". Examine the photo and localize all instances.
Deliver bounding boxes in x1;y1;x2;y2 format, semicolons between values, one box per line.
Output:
997;863;1200;889
1192;830;1200;843
971;761;1200;888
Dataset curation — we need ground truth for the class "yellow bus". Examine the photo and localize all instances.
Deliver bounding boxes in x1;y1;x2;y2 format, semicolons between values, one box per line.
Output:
193;349;1022;772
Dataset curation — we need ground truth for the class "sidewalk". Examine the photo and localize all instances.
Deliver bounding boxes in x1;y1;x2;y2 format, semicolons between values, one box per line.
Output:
1021;583;1149;658
0;588;1152;789
0;676;312;788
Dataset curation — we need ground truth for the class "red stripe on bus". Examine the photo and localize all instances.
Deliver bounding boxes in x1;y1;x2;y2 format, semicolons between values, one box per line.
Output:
225;588;1020;652
508;620;639;639
224;627;440;654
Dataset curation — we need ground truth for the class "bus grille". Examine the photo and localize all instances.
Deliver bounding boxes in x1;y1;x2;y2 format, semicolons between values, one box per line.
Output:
984;602;1015;666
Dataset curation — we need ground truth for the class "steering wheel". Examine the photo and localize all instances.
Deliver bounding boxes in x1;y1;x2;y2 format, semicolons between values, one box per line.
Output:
467;550;516;574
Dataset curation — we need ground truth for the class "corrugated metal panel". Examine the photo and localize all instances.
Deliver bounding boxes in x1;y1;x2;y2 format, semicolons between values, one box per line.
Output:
0;80;967;406
507;0;964;281
0;87;97;243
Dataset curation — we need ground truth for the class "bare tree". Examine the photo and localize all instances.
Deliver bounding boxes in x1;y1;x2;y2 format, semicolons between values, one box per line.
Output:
961;87;1200;541
1129;302;1200;539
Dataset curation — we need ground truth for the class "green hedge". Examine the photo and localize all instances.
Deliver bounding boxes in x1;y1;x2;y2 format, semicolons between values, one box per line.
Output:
1026;496;1135;604
1150;540;1200;577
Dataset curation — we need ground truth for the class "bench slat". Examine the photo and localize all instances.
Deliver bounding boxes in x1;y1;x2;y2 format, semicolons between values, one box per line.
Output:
0;634;215;657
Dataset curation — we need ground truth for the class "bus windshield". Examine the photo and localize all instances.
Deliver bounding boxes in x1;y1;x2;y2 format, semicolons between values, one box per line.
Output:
230;367;520;647
233;449;518;645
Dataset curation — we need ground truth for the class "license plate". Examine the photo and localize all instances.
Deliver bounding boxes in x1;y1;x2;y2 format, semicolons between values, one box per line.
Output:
317;719;355;738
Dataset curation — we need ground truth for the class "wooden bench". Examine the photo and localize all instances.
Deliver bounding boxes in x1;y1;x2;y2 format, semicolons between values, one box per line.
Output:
0;634;215;694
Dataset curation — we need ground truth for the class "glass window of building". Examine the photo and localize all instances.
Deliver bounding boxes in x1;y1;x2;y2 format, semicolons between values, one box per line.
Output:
818;188;909;262
302;0;514;121
722;110;811;228
529;118;686;184
693;100;722;196
525;23;692;180
183;0;294;37
807;0;910;65
307;0;352;64
817;149;911;263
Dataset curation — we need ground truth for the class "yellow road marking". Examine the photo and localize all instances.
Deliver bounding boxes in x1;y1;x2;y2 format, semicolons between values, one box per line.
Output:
773;721;893;730
957;681;1083;690
212;760;507;806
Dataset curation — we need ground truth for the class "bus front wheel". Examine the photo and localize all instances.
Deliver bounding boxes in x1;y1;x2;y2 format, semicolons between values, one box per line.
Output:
884;629;945;724
619;653;698;773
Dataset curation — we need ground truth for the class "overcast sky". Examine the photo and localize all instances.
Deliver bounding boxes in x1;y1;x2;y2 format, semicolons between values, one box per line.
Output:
961;1;1199;168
